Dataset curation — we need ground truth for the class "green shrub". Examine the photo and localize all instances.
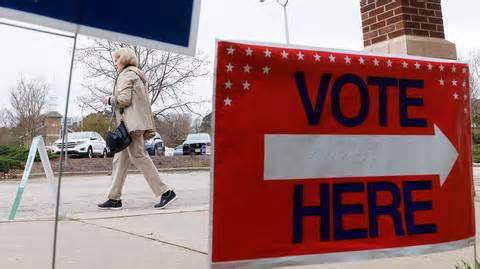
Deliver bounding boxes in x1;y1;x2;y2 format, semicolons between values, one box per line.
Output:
0;144;58;174
473;144;480;163
0;157;22;173
0;145;58;162
473;133;480;145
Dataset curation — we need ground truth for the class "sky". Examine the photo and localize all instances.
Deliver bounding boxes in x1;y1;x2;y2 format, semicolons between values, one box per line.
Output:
0;0;478;120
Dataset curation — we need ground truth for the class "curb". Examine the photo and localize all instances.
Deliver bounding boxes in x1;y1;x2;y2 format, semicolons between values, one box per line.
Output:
0;206;209;223
24;167;210;179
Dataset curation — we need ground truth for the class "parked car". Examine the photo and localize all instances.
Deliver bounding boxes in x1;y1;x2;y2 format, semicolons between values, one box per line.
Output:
145;132;165;156
183;133;211;155
173;144;184;156
51;131;108;158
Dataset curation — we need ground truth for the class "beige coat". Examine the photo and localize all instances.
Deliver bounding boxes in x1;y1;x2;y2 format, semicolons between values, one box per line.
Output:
112;66;155;140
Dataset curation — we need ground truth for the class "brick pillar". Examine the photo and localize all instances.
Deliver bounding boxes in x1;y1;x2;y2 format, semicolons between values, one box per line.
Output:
361;0;457;59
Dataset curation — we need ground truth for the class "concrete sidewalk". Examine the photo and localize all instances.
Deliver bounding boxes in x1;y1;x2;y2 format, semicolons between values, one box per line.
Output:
0;206;477;269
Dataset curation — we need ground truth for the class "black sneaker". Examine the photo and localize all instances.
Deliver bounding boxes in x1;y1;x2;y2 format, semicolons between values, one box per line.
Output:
154;190;177;209
97;199;123;210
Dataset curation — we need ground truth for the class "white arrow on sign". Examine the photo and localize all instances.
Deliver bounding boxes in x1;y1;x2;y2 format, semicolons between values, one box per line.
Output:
264;125;458;186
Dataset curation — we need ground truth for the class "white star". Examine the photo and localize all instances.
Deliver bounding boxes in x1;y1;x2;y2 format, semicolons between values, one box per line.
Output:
243;81;251;90
465;108;469;114
463;80;467;88
243;64;252;73
439;78;445;86
463;67;468;73
387;59;393;67
439;65;445;72
262;66;271;74
281;50;289;59
452;79;458;86
245;47;253;56
226;63;234;72
415;62;421;69
224;80;233;89
427;63;433;70
329;54;336;63
314;54;321;61
297;52;304;60
224;97;232;106
373;58;380;66
453;92;459;100
464;94;468;101
402;61;409;69
344;56;351;64
226;46;235;55
264;48;272;58
451;65;457;73
358;57;366;65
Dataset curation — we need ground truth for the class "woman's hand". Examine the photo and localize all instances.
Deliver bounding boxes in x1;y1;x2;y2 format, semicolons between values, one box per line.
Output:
101;96;110;105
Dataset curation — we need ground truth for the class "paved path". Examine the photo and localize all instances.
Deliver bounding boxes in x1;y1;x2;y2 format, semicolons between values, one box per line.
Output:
0;171;210;220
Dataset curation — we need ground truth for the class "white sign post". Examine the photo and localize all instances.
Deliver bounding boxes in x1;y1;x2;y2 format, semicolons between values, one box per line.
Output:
8;136;66;220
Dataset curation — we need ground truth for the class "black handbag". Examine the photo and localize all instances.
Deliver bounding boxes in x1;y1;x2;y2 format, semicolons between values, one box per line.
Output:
106;118;132;155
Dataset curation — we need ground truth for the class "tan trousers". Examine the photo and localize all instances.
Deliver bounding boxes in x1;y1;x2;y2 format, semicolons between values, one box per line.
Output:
108;131;169;200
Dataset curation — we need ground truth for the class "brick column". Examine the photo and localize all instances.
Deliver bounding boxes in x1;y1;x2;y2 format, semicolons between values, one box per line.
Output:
361;0;457;59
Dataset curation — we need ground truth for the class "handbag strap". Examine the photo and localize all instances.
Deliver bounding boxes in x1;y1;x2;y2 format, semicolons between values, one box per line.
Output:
108;67;134;131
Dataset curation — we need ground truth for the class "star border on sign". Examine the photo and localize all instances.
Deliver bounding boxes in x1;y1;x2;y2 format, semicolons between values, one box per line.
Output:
344;56;351;64
245;47;253;56
226;46;235;55
243;64;252;73
329;54;336;63
262;66;271;74
224;80;233;89
243;81;251;90
281;50;289;59
297;52;304;60
224;97;232;106
264;48;272;58
226;63;234;72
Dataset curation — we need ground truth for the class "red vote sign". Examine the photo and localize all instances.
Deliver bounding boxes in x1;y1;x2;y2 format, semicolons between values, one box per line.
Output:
210;41;475;269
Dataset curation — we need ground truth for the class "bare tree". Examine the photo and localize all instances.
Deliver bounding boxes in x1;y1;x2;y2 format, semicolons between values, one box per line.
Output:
200;112;212;135
191;116;203;133
461;51;480;126
0;108;14;128
155;113;192;147
9;77;49;144
76;38;209;118
462;50;480;98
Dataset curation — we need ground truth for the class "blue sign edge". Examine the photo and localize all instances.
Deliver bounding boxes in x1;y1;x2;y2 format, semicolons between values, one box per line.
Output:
0;0;201;56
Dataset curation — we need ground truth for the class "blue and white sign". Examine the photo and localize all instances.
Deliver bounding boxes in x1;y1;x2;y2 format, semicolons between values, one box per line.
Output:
0;0;201;55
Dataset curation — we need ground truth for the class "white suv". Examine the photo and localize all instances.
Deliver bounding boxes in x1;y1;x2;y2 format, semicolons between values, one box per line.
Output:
51;131;108;158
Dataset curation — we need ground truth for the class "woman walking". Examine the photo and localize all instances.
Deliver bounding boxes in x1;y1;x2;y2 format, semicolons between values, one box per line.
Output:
98;48;176;210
